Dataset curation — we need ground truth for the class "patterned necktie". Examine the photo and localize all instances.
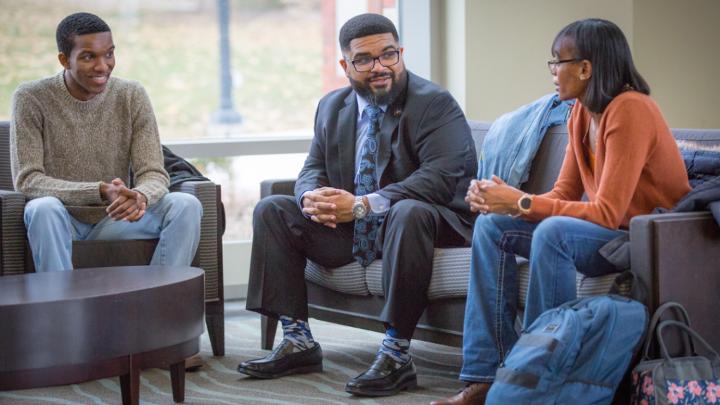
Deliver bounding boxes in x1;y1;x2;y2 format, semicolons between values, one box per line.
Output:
352;105;384;267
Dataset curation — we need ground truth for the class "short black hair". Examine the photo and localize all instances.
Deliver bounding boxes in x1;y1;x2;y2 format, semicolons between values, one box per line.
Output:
56;12;111;56
553;18;649;114
339;13;399;53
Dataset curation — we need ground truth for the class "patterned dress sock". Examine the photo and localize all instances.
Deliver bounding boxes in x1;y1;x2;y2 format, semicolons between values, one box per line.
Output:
279;315;316;352
378;327;411;367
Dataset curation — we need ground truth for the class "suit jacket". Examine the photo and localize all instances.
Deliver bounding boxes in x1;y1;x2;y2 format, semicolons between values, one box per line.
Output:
295;71;477;240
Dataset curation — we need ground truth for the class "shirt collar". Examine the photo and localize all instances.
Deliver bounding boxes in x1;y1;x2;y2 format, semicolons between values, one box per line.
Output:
356;94;387;119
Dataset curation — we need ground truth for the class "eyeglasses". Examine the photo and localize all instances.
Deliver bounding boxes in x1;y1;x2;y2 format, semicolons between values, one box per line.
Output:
350;50;400;72
547;58;580;74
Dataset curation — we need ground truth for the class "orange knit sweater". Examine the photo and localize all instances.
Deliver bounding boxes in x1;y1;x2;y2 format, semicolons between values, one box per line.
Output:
526;91;691;229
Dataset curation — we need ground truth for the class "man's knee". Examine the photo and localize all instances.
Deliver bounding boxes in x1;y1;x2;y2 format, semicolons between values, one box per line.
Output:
24;196;67;224
163;192;203;219
253;195;297;224
385;199;435;230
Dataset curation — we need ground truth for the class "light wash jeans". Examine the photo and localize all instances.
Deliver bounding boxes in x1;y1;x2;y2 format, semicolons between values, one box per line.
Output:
24;193;203;272
459;214;624;383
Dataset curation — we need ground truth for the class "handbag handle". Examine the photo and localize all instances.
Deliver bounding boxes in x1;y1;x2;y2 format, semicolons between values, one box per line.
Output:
643;301;695;359
657;320;720;362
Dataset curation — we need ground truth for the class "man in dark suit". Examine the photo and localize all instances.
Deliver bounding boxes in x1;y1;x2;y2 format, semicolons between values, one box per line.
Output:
238;13;476;397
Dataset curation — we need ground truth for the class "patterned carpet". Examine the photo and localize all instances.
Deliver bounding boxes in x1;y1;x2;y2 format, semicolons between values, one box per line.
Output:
0;301;464;405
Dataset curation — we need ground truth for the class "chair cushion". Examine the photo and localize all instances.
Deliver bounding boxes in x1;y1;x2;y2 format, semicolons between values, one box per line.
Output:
366;247;473;299
305;260;372;296
306;247;631;303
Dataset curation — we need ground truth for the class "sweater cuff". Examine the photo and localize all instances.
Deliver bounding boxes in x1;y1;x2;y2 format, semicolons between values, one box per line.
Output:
525;195;554;221
83;181;105;205
134;182;168;206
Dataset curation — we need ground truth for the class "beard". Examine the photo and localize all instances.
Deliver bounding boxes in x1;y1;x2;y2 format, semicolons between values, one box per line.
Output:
349;70;407;106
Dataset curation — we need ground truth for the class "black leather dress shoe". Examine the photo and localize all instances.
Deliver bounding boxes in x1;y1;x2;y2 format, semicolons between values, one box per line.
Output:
237;339;323;379
345;353;417;396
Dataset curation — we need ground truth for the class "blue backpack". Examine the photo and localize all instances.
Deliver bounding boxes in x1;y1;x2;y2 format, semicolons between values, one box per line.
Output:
486;295;647;405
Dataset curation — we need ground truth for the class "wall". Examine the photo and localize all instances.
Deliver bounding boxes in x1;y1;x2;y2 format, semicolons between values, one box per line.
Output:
444;0;633;122
634;0;720;128
443;0;466;109
443;0;720;128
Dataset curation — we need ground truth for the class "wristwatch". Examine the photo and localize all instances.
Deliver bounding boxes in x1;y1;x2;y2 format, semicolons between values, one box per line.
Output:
352;196;368;219
517;193;533;215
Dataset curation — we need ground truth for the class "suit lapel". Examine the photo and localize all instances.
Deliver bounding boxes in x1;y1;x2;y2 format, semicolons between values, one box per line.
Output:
376;72;409;181
376;108;399;180
337;92;357;192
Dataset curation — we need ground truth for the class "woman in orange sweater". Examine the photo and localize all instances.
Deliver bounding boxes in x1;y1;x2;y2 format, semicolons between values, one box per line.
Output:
433;19;691;404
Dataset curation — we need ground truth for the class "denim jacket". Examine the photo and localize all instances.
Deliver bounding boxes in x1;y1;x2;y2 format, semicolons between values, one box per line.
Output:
478;93;573;187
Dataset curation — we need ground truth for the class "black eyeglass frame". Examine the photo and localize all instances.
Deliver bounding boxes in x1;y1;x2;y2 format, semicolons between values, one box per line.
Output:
547;58;581;73
349;50;401;73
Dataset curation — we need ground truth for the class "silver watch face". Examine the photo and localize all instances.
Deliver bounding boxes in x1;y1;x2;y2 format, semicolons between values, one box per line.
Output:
353;201;367;219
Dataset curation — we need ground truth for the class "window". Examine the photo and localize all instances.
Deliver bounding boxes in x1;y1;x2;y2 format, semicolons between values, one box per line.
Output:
0;0;324;139
1;0;398;241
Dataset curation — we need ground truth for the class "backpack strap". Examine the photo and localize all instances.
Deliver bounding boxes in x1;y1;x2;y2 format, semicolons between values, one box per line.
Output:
608;270;649;304
608;270;633;295
495;368;540;389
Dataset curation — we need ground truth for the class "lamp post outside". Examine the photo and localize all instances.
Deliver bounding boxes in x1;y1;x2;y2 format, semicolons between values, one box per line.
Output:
212;0;242;125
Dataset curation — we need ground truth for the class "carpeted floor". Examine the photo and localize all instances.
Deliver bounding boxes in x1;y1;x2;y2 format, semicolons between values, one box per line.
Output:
0;301;464;405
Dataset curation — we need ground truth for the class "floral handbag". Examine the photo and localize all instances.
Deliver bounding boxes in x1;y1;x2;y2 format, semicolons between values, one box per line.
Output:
631;302;720;405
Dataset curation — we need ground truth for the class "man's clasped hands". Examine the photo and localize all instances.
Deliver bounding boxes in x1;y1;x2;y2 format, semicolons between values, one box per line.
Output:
302;187;357;228
100;178;148;222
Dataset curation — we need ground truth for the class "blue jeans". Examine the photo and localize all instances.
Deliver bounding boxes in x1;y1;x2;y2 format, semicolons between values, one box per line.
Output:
459;214;624;382
24;193;203;272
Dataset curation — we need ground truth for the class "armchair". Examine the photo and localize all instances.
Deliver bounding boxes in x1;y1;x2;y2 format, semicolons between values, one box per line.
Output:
0;121;225;356
630;128;720;353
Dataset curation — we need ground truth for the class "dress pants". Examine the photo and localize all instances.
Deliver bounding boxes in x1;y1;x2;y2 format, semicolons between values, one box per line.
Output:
24;193;203;272
246;195;469;337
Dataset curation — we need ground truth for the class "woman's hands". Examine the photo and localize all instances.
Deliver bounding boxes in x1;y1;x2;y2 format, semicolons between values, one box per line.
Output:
466;175;524;216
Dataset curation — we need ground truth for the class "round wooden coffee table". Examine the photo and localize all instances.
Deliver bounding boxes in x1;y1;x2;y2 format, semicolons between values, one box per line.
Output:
0;265;204;404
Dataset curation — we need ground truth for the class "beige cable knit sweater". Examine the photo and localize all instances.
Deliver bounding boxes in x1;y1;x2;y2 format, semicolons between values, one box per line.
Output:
10;72;169;224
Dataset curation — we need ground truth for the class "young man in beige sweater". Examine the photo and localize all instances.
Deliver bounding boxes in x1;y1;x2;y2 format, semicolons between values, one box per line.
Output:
10;12;202;273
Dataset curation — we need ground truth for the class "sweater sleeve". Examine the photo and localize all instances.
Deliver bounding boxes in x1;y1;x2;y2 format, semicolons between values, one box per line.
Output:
128;84;169;206
10;87;104;205
526;98;655;229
